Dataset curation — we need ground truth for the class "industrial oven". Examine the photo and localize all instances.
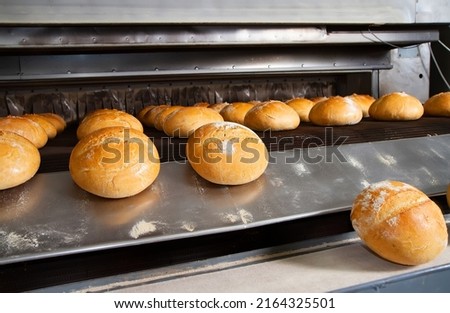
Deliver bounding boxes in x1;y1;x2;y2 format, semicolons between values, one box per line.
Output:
0;0;449;292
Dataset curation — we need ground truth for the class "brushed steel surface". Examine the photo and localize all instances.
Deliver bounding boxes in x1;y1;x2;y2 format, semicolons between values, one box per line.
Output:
0;0;417;25
0;134;449;265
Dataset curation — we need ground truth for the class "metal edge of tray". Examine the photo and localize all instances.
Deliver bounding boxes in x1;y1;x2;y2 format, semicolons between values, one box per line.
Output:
0;134;449;265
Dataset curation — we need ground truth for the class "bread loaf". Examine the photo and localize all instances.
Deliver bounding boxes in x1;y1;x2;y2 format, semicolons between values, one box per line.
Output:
208;102;230;113
77;109;143;140
141;105;170;128
186;122;268;185
423;92;450;117
137;105;157;122
244;100;300;131
0;116;48;148
309;96;362;126
70;127;160;198
351;180;448;265
286;98;315;122
23;114;58;139
163;107;224;138
153;106;183;131
345;94;375;118
369;92;424;121
40;113;66;133
0;130;41;190
220;102;254;124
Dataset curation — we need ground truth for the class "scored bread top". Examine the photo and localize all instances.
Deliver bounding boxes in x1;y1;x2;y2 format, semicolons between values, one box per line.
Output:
351;180;431;234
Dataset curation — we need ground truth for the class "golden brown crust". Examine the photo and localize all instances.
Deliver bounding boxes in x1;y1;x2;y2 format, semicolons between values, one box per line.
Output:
39;113;66;133
0;130;41;190
193;102;210;107
423;92;450;117
153;106;183;131
447;184;450;208
345;94;376;118
69;127;160;198
163;107;224;138
369;92;424;121
308;96;362;126
76;109;143;140
0;116;48;148
351;180;448;265
208;102;230;112
186;122;268;185
220;102;254;124
137;105;157;122
141;105;170;128
244;100;300;131
23;114;58;139
286;98;315;122
309;96;328;103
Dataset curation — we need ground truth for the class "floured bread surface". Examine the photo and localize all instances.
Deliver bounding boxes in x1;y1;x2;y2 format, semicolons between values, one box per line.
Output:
351;180;448;265
70;126;160;198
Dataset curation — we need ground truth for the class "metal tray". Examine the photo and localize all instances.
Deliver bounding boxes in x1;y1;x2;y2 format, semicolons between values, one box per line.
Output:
1;134;449;265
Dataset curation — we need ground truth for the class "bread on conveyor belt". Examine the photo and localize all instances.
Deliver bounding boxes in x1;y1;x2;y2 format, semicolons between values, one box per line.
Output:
141;105;170;128
423;91;450;117
308;96;362;126
70;126;160;198
220;102;255;125
351;180;448;266
39;113;66;133
76;109;143;140
244;100;300;131
369;92;424;121
153;106;183;131
186;122;268;185
208;102;230;113
163;106;224;138
345;94;376;118
285;98;316;122
0;115;48;148
23;114;58;139
0;130;41;190
136;105;157;123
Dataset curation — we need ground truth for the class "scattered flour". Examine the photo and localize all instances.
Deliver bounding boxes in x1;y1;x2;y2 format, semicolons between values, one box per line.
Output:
0;230;39;252
270;177;284;187
346;155;365;172
181;221;196;232
378;154;397;166
293;163;310;176
129;220;157;239
221;209;254;224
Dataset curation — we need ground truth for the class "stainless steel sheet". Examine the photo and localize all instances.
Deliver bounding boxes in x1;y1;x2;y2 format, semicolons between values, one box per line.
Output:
1;135;449;265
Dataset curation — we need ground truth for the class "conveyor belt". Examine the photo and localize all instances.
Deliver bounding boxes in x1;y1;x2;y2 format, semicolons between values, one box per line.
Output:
38;117;450;173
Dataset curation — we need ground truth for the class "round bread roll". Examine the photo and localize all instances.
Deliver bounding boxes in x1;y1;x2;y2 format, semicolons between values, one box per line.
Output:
23;114;58;139
0;130;41;190
423;92;450;117
40;113;66;133
137;105;157;122
286;98;315;122
309;96;362;126
244;100;300;131
220;102;255;124
351;180;448;265
70;127;160;198
186;122;268;185
369;92;424;121
208;102;230;112
153;106;183;131
163;107;224;138
141;105;170;128
0;116;48;148
77;109;143;140
345;94;376;118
